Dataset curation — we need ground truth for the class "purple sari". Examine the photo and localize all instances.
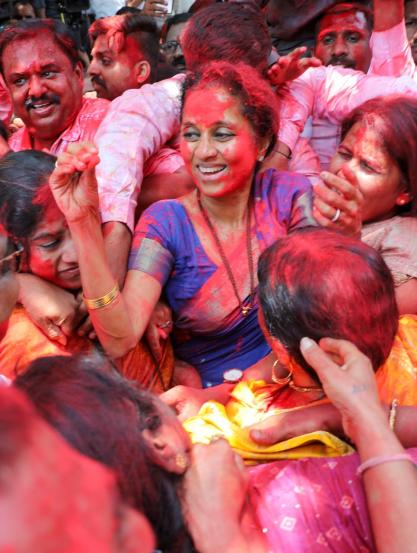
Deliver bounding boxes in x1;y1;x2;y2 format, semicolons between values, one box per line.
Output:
129;169;315;386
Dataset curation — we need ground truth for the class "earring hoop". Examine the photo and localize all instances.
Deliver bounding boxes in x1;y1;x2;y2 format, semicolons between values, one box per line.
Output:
271;359;292;385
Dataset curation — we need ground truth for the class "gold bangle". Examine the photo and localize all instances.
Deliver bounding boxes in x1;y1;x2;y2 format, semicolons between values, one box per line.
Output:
83;283;120;310
389;398;398;431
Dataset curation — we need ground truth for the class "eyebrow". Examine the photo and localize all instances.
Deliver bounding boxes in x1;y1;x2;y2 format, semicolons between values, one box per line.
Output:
31;232;58;241
182;120;231;126
9;63;60;78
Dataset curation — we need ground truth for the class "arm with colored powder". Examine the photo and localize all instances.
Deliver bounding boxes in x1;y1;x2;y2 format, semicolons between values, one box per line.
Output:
49;144;163;360
278;66;417;152
95;76;184;284
368;0;415;78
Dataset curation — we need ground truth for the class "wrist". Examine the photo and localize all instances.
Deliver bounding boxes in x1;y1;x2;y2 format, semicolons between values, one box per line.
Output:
192;521;250;553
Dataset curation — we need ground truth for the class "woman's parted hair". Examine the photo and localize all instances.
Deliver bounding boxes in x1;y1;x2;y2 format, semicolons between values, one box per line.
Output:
341;95;417;215
182;61;279;150
15;354;193;553
0;150;55;242
258;228;398;380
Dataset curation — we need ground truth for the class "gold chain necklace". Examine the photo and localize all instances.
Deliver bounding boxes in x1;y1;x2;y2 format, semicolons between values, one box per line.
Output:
197;192;255;317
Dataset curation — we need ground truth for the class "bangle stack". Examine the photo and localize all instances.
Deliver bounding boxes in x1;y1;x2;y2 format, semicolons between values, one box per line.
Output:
83;283;120;310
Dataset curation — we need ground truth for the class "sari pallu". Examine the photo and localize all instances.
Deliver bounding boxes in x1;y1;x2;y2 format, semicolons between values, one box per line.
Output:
129;169;316;387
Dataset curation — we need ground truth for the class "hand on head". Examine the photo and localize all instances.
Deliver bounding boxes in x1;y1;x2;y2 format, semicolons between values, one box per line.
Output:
299;337;386;442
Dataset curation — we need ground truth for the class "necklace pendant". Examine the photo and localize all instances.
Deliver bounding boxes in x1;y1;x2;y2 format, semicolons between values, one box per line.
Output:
241;306;251;317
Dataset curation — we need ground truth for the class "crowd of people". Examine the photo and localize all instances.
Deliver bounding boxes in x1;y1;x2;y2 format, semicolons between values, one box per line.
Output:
0;0;417;552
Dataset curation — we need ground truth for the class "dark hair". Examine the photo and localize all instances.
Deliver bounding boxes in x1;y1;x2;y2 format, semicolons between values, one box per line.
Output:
89;14;160;82
316;2;373;37
15;354;194;553
341;95;417;216
0;19;80;73
0;150;55;242
0;119;8;142
161;12;192;42
258;228;398;380
182;61;279;150
0;150;56;241
182;3;271;72
115;6;141;15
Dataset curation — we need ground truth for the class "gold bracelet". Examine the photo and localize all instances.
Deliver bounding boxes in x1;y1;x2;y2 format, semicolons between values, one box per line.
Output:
83;283;120;310
389;398;398;431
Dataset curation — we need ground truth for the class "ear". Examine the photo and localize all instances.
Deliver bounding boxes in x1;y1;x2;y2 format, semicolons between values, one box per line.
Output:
257;136;271;162
74;60;84;86
134;60;151;86
269;335;291;365
396;191;412;207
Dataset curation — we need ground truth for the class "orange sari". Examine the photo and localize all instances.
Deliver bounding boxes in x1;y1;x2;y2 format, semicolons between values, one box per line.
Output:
0;307;173;393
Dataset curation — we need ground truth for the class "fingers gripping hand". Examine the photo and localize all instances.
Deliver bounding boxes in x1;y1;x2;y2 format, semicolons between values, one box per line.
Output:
49;142;100;224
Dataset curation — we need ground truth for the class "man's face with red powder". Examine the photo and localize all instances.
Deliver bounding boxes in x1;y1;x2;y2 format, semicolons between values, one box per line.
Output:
2;33;84;147
315;9;371;72
89;35;149;101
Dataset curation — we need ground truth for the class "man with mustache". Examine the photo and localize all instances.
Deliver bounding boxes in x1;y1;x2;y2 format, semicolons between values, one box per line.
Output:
298;0;415;170
314;2;372;72
89;14;160;101
1;19;109;154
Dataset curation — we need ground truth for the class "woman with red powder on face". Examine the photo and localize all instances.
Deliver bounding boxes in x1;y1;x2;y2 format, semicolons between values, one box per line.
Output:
0;150;173;390
48;61;318;389
323;95;417;316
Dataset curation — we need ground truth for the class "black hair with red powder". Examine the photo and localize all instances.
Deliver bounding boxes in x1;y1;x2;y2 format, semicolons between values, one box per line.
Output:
0;19;80;73
0;150;56;242
258;228;398;381
182;3;271;72
342;94;417;216
182;61;279;150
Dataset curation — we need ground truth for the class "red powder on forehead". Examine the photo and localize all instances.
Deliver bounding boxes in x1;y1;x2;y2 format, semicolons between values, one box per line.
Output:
32;183;62;221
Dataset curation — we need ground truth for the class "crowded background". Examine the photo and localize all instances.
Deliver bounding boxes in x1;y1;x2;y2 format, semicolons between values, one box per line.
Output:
0;1;417;552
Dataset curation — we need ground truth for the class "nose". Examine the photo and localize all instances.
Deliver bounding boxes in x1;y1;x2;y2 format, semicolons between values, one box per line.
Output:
28;75;46;98
88;57;99;77
61;236;78;266
195;134;217;159
332;34;348;57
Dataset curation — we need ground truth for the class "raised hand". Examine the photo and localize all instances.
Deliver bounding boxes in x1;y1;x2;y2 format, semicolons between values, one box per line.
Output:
49;143;101;224
267;47;322;87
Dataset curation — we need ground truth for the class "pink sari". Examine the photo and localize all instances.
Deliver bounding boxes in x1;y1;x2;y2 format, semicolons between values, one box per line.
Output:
248;449;417;552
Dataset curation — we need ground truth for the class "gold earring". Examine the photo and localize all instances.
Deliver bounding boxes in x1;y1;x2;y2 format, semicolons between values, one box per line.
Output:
271;359;292;385
175;452;188;471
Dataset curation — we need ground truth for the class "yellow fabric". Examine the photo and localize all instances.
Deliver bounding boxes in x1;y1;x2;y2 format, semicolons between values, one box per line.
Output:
376;315;417;406
184;381;353;463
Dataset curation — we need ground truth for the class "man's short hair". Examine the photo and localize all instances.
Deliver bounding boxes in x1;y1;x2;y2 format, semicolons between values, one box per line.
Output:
0;19;80;74
161;12;192;42
89;14;160;78
315;2;373;37
182;3;271;72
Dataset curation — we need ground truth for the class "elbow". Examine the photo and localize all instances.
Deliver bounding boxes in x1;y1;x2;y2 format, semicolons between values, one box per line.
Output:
100;335;139;360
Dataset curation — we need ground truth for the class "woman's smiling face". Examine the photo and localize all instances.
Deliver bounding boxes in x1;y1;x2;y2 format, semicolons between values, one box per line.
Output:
180;86;263;199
